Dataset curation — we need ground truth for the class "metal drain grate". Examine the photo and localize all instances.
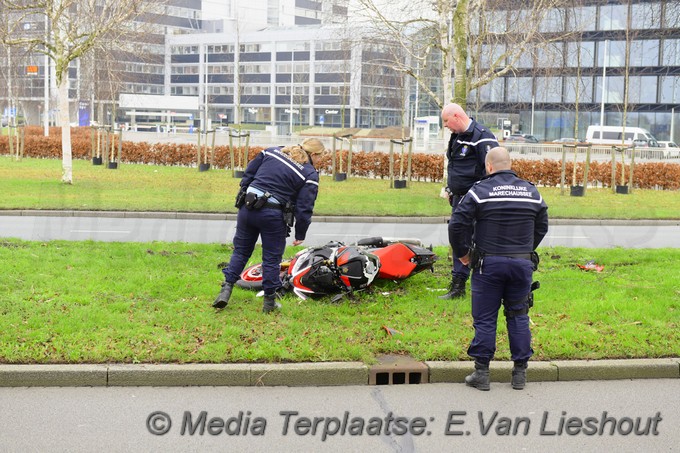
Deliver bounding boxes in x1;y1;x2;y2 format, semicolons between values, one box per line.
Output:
369;354;429;385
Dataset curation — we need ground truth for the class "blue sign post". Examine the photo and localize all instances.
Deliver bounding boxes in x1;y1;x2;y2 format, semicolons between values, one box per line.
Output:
78;101;90;127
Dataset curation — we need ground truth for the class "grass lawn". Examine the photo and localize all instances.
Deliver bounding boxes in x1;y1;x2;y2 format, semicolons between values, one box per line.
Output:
1;240;678;364
2;156;679;364
2;156;680;219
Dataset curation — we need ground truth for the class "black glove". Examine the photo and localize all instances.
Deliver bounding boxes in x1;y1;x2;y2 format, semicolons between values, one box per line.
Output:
445;187;454;207
530;251;540;271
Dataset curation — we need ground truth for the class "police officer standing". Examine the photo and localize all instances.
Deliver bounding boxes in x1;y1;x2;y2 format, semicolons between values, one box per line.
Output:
213;138;326;313
452;147;548;391
440;103;499;300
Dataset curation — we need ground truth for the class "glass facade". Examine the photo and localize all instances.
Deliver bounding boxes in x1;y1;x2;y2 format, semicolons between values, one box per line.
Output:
472;1;680;142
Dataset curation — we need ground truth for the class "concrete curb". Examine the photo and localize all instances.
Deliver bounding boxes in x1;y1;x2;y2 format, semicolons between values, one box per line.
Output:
0;364;109;387
1;359;677;387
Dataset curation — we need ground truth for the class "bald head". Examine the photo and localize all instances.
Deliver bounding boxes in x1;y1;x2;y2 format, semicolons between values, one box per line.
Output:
485;147;512;174
441;103;471;133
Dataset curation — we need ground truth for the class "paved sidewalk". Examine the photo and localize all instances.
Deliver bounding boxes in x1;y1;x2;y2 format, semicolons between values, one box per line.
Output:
1;358;678;387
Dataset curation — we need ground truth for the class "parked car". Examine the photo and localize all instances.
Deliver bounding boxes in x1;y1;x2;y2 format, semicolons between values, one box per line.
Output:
505;134;539;143
215;126;230;134
657;141;680;158
632;138;664;159
552;137;578;144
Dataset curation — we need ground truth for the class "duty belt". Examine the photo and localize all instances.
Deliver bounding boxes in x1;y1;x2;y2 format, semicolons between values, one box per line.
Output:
486;253;533;260
263;202;284;210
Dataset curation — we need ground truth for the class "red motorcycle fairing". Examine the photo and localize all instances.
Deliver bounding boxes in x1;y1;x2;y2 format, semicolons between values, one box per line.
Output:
371;242;438;279
287;245;380;299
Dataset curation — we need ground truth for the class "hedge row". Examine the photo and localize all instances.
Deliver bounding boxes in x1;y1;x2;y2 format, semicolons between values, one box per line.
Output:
2;128;679;190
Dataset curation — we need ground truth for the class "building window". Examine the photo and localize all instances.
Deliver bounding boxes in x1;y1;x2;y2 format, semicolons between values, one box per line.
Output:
478;77;505;103
595;76;624;103
539;7;565;32
564;76;593;103
598;41;627;68
599;4;628;30
507;77;533;103
314;85;342;95
314;40;343;51
535;77;563;103
207;44;235;53
567;41;595;68
665;2;680;28
537;42;565;68
660;76;680;103
479;44;506;70
276;62;309;73
208;65;234;74
315;61;348;73
239;63;271;74
171;66;199;74
567;6;597;32
627;76;658;103
631;3;661;30
630;40;659;67
171;45;198;55
242;86;271;95
662;39;680;66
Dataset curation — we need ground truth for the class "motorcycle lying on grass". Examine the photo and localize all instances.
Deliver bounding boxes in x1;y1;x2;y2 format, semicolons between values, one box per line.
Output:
235;237;439;301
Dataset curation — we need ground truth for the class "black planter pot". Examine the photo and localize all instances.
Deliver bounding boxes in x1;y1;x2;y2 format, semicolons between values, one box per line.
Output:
107;162;118;170
393;179;407;189
92;156;103;165
570;185;584;197
199;163;211;172
616;185;629;194
334;172;347;182
234;170;245;178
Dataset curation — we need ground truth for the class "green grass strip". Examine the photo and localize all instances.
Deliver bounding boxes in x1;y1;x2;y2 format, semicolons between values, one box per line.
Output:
1;240;678;364
2;156;680;218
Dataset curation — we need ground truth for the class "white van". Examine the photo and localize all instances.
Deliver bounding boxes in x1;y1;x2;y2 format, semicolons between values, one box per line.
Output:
585;125;657;145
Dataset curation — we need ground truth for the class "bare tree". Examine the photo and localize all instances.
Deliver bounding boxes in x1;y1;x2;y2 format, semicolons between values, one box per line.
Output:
354;0;572;110
0;0;164;184
360;40;409;133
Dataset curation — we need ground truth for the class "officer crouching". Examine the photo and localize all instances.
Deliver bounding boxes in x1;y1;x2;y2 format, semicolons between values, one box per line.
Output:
213;138;326;313
451;146;548;390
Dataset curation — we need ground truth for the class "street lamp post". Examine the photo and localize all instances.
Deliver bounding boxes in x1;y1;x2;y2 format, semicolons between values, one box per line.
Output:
599;40;609;137
289;48;294;135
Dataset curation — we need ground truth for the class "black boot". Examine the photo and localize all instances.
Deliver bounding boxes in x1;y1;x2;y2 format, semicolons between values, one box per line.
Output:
512;361;528;390
212;282;234;309
465;361;490;391
439;277;466;300
262;294;282;313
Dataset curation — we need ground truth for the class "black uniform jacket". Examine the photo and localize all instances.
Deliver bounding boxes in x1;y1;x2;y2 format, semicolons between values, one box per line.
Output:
241;146;319;240
446;119;499;195
452;170;549;257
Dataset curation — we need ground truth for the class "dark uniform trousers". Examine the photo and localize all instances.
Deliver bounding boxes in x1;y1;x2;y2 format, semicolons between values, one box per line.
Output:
448;194;471;281
468;256;534;364
222;206;288;296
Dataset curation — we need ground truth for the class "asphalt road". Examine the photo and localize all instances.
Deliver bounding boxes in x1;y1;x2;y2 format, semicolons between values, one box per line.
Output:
1;214;680;248
1;379;677;452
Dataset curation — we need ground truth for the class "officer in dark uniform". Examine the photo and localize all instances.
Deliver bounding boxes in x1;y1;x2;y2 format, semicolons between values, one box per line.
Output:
452;146;548;391
440;103;499;300
213;138;326;313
